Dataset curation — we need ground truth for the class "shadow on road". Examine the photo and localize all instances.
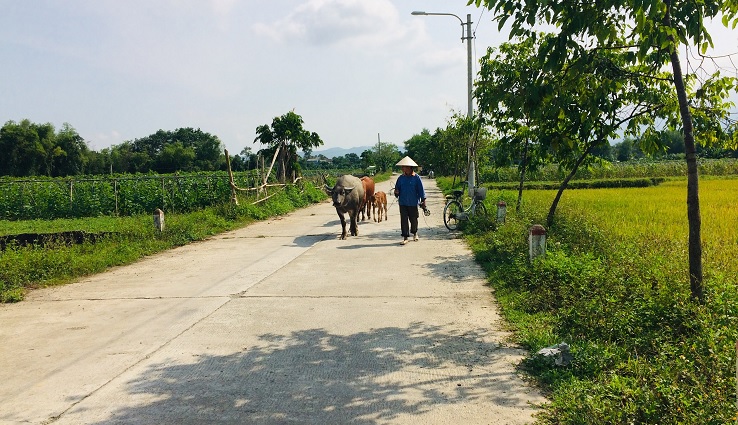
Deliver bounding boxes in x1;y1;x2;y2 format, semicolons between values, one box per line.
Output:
88;324;532;424
290;235;330;247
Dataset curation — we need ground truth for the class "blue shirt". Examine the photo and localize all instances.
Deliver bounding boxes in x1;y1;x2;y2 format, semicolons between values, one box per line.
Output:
396;173;426;207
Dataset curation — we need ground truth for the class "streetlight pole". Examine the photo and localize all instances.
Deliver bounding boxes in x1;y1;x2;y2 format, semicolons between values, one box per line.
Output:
412;11;475;196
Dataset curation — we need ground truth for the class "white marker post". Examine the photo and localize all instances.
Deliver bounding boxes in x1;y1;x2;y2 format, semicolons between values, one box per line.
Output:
153;208;165;233
496;201;507;223
529;224;547;260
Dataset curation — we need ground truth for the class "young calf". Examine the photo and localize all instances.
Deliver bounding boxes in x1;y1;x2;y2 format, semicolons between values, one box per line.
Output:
373;191;388;223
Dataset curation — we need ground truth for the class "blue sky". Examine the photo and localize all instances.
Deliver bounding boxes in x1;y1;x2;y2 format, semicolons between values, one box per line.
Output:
1;0;736;155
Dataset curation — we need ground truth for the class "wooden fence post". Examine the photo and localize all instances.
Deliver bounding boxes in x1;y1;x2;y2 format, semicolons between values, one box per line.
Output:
224;149;239;205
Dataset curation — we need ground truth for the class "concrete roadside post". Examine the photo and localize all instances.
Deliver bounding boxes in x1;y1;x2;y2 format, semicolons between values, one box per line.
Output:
153;208;165;233
529;224;546;260
496;201;507;223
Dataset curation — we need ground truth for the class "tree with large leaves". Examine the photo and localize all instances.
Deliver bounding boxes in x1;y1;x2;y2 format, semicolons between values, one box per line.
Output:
254;111;323;183
471;0;738;301
476;37;552;212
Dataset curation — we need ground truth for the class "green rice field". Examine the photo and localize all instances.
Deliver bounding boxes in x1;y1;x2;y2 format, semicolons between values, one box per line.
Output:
455;176;738;424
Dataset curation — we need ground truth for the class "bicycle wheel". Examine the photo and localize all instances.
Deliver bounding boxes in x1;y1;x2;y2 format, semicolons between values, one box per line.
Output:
472;201;488;219
444;200;463;231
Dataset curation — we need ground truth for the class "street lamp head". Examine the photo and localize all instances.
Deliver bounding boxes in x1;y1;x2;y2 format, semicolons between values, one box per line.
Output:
411;11;427;15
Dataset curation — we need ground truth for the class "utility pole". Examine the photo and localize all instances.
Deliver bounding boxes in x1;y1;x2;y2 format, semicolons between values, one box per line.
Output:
412;11;476;195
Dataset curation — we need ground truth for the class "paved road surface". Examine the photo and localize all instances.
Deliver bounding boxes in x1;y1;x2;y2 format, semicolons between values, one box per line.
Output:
0;177;545;424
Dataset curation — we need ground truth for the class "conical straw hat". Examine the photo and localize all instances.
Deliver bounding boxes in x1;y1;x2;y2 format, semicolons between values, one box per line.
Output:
395;156;418;167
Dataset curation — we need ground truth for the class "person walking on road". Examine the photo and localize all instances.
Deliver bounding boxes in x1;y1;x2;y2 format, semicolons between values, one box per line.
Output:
394;156;426;245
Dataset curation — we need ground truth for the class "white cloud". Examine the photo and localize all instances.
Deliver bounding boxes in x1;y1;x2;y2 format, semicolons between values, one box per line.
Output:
252;0;421;49
87;130;123;151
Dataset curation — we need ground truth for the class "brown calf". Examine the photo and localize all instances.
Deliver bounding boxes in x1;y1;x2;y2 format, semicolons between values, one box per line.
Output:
359;176;375;221
372;191;388;223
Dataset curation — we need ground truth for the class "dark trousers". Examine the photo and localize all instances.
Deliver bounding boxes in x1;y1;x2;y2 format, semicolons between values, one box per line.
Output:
399;205;419;238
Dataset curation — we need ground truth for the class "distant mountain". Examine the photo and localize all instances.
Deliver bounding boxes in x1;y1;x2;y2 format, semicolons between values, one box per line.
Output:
309;146;372;159
309;144;402;159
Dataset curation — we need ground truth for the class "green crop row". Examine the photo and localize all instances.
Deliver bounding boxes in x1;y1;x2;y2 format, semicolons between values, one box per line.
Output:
481;158;738;182
0;171;305;220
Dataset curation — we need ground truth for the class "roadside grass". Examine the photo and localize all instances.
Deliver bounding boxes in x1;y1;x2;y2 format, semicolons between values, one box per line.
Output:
437;176;738;424
0;181;328;303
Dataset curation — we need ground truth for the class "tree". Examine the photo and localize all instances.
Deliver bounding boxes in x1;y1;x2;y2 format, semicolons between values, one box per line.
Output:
109;141;151;173
238;147;258;171
360;150;373;170
444;112;493;185
173;128;222;171
35;122;60;177
471;0;738;301
372;140;401;172
156;142;196;172
131;128;223;173
404;129;434;168
476;37;552;211
613;137;646;162
330;153;362;170
0;119;44;176
0;120;90;177
53;123;89;176
254;111;323;183
536;44;675;228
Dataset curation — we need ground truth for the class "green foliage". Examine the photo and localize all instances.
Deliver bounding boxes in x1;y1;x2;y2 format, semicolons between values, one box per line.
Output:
371;140;401;173
128;127;224;173
473;0;738;301
402;113;492;177
254;111;323;183
0;122;231;177
0;120;90;177
486;177;666;190
0;180;328;302
479;158;738;183
455;179;738;424
0;171;289;220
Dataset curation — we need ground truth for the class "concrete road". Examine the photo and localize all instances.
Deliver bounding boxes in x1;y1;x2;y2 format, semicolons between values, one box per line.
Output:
0;177;545;424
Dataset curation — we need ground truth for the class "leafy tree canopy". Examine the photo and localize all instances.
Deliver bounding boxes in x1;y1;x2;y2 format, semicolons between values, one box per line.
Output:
254;111;323;182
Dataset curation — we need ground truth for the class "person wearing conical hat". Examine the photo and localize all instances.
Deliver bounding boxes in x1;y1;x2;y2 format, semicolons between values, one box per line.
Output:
394;156;426;245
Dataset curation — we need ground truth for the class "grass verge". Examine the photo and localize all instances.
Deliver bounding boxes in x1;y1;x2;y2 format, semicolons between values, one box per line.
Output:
437;176;738;424
0;181;327;303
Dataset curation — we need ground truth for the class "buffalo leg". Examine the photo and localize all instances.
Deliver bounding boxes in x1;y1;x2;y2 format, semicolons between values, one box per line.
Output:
338;211;347;240
350;209;359;236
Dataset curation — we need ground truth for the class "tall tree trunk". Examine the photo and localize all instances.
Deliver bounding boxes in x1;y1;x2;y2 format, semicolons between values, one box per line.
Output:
278;142;287;183
546;144;593;227
669;51;703;302
517;137;530;213
664;2;703;302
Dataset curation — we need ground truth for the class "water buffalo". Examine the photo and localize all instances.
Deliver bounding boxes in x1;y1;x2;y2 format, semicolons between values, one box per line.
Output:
359;176;375;221
324;175;366;240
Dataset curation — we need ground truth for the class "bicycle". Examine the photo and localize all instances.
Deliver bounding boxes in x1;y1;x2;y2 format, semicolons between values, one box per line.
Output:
443;183;488;231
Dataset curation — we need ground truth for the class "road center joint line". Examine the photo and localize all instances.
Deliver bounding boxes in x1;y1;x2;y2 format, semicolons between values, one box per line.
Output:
235;295;475;299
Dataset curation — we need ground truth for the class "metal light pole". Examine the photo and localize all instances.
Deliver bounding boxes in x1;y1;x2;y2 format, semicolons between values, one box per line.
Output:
411;11;475;196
